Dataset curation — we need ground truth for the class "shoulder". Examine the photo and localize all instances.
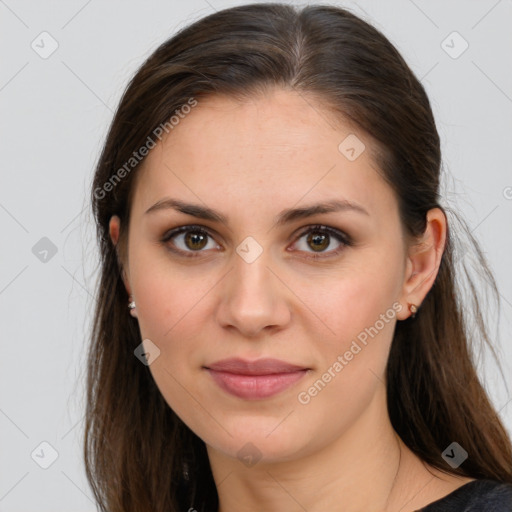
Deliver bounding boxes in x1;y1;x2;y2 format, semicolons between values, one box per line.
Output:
420;479;512;511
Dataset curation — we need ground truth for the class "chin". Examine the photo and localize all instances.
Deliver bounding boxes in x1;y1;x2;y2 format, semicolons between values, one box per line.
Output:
201;413;315;464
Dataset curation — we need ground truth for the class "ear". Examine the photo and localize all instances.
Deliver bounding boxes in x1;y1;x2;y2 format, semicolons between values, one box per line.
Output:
396;207;447;320
109;215;132;296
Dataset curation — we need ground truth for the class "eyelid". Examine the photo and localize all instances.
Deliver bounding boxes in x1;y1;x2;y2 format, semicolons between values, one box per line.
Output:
293;224;350;244
289;224;352;259
161;223;352;258
161;224;222;254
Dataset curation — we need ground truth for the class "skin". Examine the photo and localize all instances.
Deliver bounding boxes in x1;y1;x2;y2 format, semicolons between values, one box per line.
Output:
109;88;474;511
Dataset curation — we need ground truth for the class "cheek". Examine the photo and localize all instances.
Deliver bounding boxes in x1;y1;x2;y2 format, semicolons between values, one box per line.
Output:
295;248;403;398
290;268;401;445
299;254;402;344
130;264;216;430
310;284;398;391
130;247;216;341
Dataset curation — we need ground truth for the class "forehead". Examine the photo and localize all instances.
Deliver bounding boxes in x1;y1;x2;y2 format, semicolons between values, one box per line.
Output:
131;89;398;223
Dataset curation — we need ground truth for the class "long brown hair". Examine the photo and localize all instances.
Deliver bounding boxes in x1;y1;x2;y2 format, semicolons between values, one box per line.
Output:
85;3;512;511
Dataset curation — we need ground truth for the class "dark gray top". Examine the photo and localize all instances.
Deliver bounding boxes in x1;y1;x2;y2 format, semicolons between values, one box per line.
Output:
419;479;512;511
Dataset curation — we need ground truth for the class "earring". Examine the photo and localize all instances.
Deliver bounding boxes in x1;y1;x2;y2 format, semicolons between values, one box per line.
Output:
128;296;137;317
408;303;418;318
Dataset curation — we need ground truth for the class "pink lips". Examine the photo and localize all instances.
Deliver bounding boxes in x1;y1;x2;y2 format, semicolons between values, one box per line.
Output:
205;358;309;400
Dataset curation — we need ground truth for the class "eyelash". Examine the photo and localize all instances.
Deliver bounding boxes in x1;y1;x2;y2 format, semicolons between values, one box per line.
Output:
161;224;353;261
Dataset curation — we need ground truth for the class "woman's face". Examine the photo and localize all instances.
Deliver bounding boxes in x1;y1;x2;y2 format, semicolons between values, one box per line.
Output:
113;88;413;464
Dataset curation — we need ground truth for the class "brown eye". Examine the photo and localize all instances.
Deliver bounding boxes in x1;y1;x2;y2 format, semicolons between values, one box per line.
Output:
162;226;220;257
184;231;208;250
307;231;330;252
292;225;352;260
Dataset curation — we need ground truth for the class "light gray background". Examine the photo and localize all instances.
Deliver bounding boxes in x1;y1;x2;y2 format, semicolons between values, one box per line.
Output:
1;0;511;510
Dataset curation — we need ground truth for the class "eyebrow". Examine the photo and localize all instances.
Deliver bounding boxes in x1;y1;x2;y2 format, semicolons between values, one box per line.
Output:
144;197;369;226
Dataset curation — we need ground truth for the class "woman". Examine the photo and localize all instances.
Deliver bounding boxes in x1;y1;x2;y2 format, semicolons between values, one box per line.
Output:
85;3;512;511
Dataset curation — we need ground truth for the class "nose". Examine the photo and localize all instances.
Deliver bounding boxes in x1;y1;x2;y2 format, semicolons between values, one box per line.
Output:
215;247;292;338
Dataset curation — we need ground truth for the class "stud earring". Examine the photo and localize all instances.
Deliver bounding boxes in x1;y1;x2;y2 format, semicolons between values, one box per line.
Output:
128;296;137;317
408;303;418;318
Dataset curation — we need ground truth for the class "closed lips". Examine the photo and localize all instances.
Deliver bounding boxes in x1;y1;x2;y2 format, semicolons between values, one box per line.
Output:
205;357;309;375
204;358;310;400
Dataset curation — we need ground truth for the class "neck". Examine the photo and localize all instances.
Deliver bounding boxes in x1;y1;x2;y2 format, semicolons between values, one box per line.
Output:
206;385;436;512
